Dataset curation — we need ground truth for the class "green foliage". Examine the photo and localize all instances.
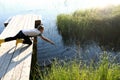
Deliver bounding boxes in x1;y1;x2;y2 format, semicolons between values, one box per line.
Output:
30;63;42;80
39;53;120;80
57;5;120;48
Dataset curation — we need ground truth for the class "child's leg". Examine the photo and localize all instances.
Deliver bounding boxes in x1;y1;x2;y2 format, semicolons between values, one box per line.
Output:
5;31;23;42
4;37;17;42
23;36;32;45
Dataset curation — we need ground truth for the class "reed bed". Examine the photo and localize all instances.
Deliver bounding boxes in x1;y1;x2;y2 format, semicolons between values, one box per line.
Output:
57;5;120;49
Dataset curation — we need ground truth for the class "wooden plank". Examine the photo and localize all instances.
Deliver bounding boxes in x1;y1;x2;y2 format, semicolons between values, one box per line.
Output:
0;43;14;68
18;15;35;80
19;45;33;80
9;15;30;80
0;16;22;76
0;15;22;38
0;15;25;79
1;15;32;80
0;14;41;80
1;15;28;80
8;15;34;80
0;42;16;78
1;44;23;80
12;45;30;80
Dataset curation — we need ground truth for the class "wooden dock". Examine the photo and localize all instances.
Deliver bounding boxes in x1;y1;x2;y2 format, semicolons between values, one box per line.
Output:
0;14;41;80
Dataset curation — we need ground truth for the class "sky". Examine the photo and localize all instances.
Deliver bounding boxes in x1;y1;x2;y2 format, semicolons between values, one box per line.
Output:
0;0;120;10
0;0;120;18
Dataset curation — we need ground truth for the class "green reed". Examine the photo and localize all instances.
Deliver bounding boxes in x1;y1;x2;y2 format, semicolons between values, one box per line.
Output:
39;52;120;80
57;5;120;49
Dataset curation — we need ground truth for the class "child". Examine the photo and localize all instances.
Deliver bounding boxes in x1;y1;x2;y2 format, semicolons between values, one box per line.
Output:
0;25;55;46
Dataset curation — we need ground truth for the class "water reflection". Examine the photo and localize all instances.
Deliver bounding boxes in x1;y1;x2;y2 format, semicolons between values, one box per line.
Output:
0;0;120;66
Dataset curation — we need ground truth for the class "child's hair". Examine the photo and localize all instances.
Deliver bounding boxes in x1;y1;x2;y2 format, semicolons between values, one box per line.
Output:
37;24;44;30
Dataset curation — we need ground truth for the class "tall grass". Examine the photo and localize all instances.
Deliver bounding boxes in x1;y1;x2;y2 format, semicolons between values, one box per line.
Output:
57;5;120;49
37;52;120;80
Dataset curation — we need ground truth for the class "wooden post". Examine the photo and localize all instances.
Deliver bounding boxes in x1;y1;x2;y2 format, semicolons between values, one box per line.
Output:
4;17;12;27
30;19;41;80
32;20;41;63
35;20;41;28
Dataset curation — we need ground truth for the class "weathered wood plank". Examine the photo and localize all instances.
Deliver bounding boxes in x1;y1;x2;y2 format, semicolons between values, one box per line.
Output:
0;42;16;78
0;14;41;80
19;45;33;80
1;44;22;80
9;44;31;80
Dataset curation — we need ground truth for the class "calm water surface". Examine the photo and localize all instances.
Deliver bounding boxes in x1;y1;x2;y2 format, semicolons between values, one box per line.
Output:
0;0;120;66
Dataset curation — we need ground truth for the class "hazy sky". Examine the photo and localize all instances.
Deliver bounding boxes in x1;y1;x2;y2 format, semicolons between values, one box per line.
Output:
1;0;120;10
0;0;120;17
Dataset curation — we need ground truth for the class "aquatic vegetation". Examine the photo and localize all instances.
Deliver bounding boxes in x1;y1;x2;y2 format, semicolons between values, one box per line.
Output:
32;52;120;80
57;5;120;49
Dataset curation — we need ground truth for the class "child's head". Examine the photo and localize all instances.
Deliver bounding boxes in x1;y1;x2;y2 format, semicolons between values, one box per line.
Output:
37;24;44;33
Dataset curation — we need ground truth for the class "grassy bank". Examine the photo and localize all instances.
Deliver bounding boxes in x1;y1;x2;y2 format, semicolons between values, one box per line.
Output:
32;52;120;80
57;5;120;49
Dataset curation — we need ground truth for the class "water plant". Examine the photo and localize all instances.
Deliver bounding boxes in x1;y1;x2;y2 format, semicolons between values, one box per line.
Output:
34;52;120;80
57;5;120;49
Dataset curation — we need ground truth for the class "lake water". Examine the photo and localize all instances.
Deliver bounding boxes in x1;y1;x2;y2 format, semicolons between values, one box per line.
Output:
0;0;120;66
